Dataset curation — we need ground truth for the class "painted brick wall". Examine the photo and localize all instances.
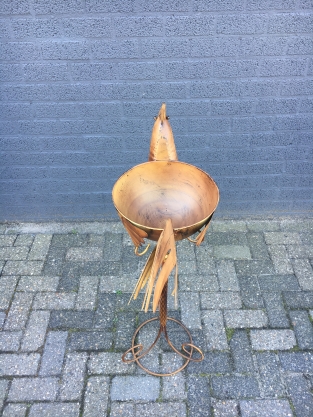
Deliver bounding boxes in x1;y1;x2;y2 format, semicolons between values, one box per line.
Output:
0;0;312;221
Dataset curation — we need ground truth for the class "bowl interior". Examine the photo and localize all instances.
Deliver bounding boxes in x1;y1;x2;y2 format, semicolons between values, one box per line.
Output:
112;161;219;230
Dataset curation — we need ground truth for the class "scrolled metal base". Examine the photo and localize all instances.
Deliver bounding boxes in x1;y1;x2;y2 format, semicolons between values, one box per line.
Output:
122;316;204;377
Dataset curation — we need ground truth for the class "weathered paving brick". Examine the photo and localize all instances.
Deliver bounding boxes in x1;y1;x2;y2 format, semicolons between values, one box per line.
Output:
214;246;251;260
29;403;80;417
115;312;136;351
0;331;22;352
250;329;296;350
230;330;254;373
88;352;135;374
0;353;40;376
217;260;240;291
0;235;16;246
66;247;103;261
136;402;187;417
293;258;313;290
2;261;44;276
111;376;159;401
83;376;109;417
264;232;302;245
17;276;59;292
94;293;116;329
0;276;18;309
3;403;28;417
39;331;68;376
187;352;233;374
0;312;5;328
8;377;58;401
180;292;202;329
240;400;293;417
246;232;270;260
28;234;52;260
162;357;186;400
49;311;94;329
69;331;113;351
103;232;123;261
256;353;285;397
212;400;239;417
110;402;135;417
60;352;88;400
238;276;264;308
283;291;313;308
224;310;268;328
21;310;50;351
14;235;34;247
4;292;33;330
76;276;99;310
279;352;313;372
286;374;313;417
187;375;211;417
201;292;242;309
212;376;260;399
202;310;228;350
290;310;313;349
33;292;76;310
0;246;29;260
179;274;219;292
258;274;300;291
268;245;293;274
0;380;9;412
263;292;290;328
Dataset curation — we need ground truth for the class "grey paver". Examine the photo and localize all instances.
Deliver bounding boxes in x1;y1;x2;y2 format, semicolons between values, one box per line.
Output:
179;274;219;292
28;234;52;260
76;276;99;310
115;312;136;350
111;376;159;401
286;374;313;417
187;375;211;417
17;276;59;292
8;377;58;401
0;276;18;310
240;399;293;417
0;353;40;376
39;331;68;376
283;290;313;308
2;403;28;417
29;403;80;417
263;292;290;328
4;292;33;330
230;330;254;373
83;376;109;417
290;310;313;349
238;276;264;308
161;353;186;398
235;260;274;277
293;258;313;290
49;311;94;329
21;310;50;351
201;292;242;309
256;353;285;397
66;247;103;261
2;261;44;276
279;352;313;372
258;274;300;292
224;310;268;328
68;330;113;351
33;292;76;309
214;245;251;260
217;260;240;291
250;329;296;350
202;309;228;350
60;352;88;400
268;245;293;274
0;379;9;411
180;292;202;329
0;246;29;260
99;275;134;292
110;402;135;417
0;331;22;352
212;400;239;417
136;402;187;417
212;376;260;399
14;235;33;246
0;235;17;246
88;352;135;374
264;232;301;245
187;352;233;375
0;312;5;328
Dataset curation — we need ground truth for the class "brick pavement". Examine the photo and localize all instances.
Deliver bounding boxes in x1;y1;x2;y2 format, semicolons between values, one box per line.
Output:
0;218;313;416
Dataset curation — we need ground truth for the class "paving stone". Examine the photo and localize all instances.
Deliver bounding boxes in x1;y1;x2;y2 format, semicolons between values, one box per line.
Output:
121;246;140;275
14;235;33;247
29;403;80;417
49;311;94;329
8;377;58;401
0;276;18;310
115;312;136;350
286;243;311;259
240;399;293;417
214;246;251;260
66;247;103;261
0;312;5;328
180;292;202;330
0;235;17;246
293;258;313;290
0;353;39;376
217;260;240;291
110;402;135;417
161;354;186;399
177;239;196;260
136;402;187;417
88;352;135;374
94;293;116;329
201;292;242;309
224;310;268;329
247;232;270;260
258;274;300;292
44;246;66;277
202;310;228;350
0;331;22;352
62;261;120;283
33;292;76;310
17;276;59;292
250;329;296;350
238;276;264;308
21;310;50;351
263;292;290;328
60;352;88;400
286;374;313;417
283;291;313;308
211;376;260;399
0;246;29;260
279;352;313;372
290;310;313;349
264;232;301;245
212;221;247;232
281;219;313;232
69;330;113;351
4;292;33;330
179;274;219;292
103;232;123;261
268;245;293;274
39;331;68;376
111;376;159;401
2;261;44;276
212;400;239;417
187;352;233;374
28;234;52;260
230;330;254;373
256;353;285;398
2;403;28;417
83;376;109;417
76;276;99;310
235;260;274;277
99;275;134;292
187;375;211;417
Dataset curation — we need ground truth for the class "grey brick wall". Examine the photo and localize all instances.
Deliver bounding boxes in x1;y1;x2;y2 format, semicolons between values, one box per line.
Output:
0;0;312;221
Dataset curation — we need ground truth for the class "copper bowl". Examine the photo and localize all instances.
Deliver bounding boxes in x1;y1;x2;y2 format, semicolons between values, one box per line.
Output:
112;160;219;242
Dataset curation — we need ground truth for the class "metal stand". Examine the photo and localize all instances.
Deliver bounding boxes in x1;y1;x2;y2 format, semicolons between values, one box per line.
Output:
122;283;204;376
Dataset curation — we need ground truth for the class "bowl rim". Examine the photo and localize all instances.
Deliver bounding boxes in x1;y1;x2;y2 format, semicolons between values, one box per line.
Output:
112;160;220;232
